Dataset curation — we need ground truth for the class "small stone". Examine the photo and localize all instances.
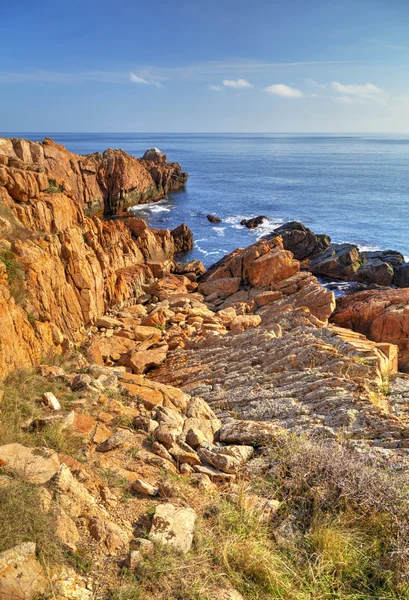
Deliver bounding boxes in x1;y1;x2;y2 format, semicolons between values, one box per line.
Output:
43;391;62;411
96;429;130;453
131;479;158;496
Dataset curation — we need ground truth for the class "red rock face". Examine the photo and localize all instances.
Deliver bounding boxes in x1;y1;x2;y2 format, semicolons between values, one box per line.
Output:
0;137;188;215
332;288;409;372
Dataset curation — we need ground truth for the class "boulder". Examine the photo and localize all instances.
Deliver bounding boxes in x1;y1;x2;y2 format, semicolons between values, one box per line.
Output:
88;516;130;554
395;262;409;288
355;258;394;286
199;277;241;299
171;223;194;254
331;288;409;372
218;421;282;446
119;346;168;374
229;314;261;333
270;221;330;260
0;444;59;484
95;429;130;453
207;214;221;223
149;503;196;554
308;243;361;279
198;444;254;474
0;543;46;600
142;147;167;163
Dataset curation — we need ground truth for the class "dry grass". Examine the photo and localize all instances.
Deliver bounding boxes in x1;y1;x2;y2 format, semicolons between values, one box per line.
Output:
0;368;84;456
111;435;409;600
0;480;62;565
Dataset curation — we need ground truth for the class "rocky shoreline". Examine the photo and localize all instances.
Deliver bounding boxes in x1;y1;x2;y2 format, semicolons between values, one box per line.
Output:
2;138;409;599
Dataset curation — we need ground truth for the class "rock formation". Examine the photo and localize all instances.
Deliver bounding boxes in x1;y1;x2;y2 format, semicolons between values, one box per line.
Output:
0;139;191;377
332;288;409;372
2;137;409;600
268;221;407;288
0;137;188;216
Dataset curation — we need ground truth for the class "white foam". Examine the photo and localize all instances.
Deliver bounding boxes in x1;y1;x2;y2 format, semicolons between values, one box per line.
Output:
150;206;171;213
250;218;285;240
130;198;171;214
212;226;225;236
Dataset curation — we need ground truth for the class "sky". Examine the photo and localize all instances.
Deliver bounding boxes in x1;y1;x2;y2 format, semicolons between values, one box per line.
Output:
1;0;409;132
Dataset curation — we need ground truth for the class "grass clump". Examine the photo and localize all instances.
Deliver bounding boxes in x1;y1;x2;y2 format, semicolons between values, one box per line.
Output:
0;248;27;304
0;368;83;456
0;480;62;565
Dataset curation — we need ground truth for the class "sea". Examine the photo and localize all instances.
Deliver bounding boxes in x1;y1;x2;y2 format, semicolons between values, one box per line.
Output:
3;132;409;267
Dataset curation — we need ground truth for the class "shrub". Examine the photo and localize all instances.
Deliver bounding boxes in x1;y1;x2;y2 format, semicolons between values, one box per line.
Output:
45;178;64;194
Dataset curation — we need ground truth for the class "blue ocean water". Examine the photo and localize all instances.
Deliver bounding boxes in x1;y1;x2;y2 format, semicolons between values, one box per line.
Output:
3;132;409;266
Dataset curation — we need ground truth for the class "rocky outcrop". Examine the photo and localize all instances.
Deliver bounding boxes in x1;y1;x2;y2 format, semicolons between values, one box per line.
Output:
332;288;409;372
171;223;194;254
0;137;188;216
268;221;406;288
0;141;190;377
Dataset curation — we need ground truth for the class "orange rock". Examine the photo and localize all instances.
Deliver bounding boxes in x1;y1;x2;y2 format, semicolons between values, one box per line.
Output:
71;413;97;438
332;288;409;372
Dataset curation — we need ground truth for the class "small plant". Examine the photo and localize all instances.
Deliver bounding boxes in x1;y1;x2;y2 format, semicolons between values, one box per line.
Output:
27;312;36;325
45;178;64;194
154;324;166;331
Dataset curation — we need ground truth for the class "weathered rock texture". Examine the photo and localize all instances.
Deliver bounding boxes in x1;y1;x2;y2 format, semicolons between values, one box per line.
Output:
0;137;188;216
332;288;409;372
0;138;190;377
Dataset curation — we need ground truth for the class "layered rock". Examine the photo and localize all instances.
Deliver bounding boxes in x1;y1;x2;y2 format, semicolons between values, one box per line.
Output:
332;288;409;372
0;137;188;216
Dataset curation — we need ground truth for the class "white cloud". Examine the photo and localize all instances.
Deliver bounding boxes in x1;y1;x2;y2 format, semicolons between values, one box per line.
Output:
129;72;162;87
265;84;302;97
208;84;223;92
331;81;385;101
222;78;253;89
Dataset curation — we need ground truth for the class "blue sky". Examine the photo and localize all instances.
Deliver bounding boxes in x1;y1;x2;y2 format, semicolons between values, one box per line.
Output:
1;0;409;132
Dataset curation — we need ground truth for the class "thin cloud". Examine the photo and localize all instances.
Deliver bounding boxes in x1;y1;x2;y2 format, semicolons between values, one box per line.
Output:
129;72;162;87
223;79;253;89
265;84;302;97
331;81;383;98
208;84;223;92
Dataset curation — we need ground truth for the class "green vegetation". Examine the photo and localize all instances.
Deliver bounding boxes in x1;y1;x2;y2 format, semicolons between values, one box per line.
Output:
0;248;26;304
45;178;64;194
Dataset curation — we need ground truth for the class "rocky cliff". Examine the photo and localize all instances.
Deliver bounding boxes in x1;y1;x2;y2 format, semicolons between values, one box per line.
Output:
1;139;409;600
0;139;189;376
0;137;188;216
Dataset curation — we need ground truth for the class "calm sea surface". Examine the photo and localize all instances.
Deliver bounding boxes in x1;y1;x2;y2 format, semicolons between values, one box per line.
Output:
3;133;409;265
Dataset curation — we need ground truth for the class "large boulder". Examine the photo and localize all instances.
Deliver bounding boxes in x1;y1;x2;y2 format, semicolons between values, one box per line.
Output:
308;243;361;279
0;444;60;484
142;147;167;164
